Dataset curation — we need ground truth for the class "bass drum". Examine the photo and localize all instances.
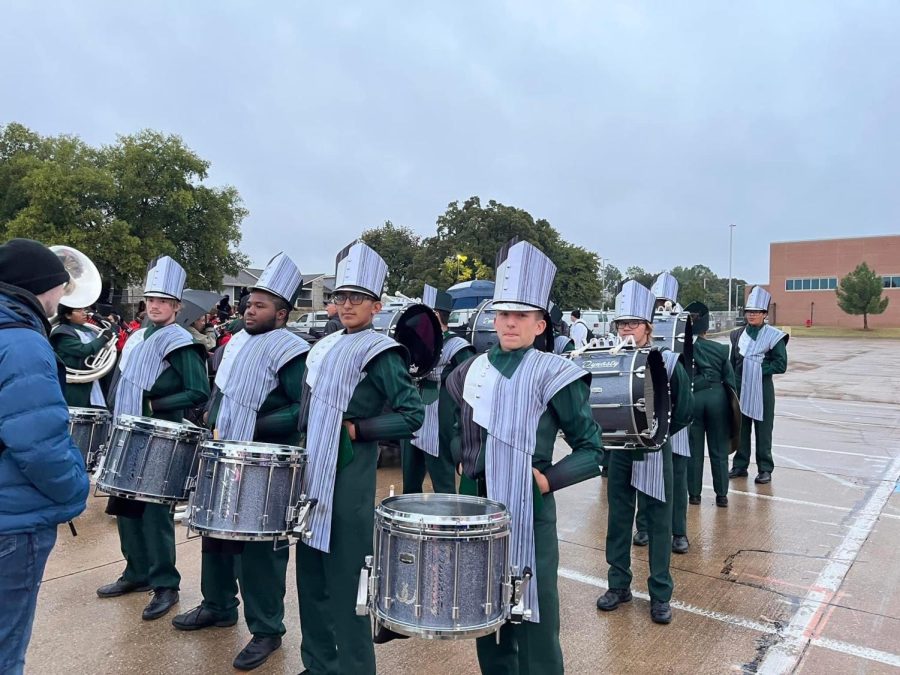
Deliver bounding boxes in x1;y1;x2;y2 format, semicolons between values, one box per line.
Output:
651;312;693;356
571;347;671;450
467;300;497;354
393;303;442;379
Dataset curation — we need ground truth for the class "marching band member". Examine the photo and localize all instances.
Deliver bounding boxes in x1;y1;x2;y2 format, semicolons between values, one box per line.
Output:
596;281;692;624
295;241;423;675
401;285;473;495
50;305;115;407
97;256;210;621
549;304;575;355
445;240;603;675
568;309;590;348
634;272;693;554
729;286;788;484
172;253;310;671
684;301;736;506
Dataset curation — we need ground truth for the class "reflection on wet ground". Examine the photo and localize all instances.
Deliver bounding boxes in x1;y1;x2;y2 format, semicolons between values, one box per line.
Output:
28;338;900;674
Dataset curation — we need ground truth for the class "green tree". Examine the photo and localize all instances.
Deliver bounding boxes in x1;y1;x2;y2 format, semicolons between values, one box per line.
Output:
0;123;248;294
625;266;657;289
836;262;889;330
360;220;422;294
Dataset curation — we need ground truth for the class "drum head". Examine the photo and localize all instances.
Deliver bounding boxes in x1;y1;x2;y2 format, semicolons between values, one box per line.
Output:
378;493;509;528
115;414;210;441
393;304;442;379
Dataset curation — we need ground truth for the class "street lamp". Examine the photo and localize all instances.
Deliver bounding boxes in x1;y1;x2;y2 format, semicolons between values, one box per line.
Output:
728;224;736;316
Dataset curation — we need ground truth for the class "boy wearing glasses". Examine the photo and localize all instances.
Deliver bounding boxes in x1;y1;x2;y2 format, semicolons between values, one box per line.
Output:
728;286;788;485
295;241;424;675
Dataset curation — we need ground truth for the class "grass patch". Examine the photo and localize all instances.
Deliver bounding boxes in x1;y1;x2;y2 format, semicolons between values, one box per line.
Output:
780;325;900;339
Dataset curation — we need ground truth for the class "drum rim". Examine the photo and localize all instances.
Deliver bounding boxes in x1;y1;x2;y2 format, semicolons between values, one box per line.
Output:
113;414;210;440
200;439;306;458
95;482;186;504
372;612;506;641
377;493;511;528
68;407;112;421
186;523;293;541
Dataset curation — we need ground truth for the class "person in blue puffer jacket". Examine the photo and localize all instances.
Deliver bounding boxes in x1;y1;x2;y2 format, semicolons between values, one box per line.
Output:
0;238;90;675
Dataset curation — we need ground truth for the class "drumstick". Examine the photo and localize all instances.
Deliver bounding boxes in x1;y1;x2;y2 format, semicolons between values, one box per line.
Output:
213;429;219;440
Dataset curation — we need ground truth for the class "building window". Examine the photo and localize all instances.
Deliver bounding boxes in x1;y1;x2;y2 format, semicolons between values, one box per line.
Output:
785;277;839;292
883;275;900;289
785;279;794;291
828;278;838;289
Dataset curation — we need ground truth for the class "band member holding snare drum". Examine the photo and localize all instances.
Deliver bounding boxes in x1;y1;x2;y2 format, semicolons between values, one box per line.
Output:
172;253;310;671
445;239;602;675
97;256;209;621
295;241;423;675
597;281;692;625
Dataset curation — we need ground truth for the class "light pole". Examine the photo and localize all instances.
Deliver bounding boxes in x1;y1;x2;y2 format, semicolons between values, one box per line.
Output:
728;224;736;316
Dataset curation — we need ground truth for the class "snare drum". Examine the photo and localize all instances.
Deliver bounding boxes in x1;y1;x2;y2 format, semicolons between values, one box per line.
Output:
187;441;307;541
570;346;671;449
367;494;510;640
96;415;210;504
68;407;111;470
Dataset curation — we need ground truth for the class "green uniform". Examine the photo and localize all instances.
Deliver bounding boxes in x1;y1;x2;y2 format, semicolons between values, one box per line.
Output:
689;338;735;497
115;324;210;591
198;355;306;638
448;345;602;675
296;347;424;675
401;331;473;494
730;326;788;473
608;355;692;602
50;324;108;407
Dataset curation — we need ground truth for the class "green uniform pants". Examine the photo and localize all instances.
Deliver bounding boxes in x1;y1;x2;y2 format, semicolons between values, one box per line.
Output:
636;449;688;537
732;378;775;473
296;443;378;675
117;503;180;590
199;544;289;637
606;445;674;602
688;385;731;497
400;439;457;494
458;485;563;674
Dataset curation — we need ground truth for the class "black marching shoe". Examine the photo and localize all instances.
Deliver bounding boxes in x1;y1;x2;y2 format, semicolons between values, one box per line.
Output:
233;636;282;671
672;535;689;554
632;530;649;547
172;605;237;631
728;467;748;479
142;588;179;621
650;600;672;624
716;495;729;508
596;588;632;611
96;578;150;598
755;471;772;484
688;495;701;505
600;466;608;478
373;624;410;645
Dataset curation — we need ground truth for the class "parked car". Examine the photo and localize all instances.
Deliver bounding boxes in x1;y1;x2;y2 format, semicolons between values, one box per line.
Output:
562;309;611;339
289;310;329;336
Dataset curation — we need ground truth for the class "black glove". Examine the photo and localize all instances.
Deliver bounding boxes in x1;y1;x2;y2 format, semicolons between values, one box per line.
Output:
99;328;116;343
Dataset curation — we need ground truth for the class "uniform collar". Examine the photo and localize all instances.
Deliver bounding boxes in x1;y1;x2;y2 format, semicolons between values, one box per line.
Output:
488;343;533;378
745;324;762;338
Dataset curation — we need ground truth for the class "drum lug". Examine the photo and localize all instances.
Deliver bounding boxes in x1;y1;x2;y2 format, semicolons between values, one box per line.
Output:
290;495;318;541
355;555;374;616
508;566;533;624
183;475;197;493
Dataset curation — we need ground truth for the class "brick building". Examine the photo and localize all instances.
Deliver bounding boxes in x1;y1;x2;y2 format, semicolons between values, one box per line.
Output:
759;235;900;328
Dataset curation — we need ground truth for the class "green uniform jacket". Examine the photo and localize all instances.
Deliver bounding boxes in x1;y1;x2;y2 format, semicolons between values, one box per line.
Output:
446;345;603;495
208;354;306;445
139;324;210;423
730;325;788;393
692;338;735;392
667;357;694;435
50;324;108;407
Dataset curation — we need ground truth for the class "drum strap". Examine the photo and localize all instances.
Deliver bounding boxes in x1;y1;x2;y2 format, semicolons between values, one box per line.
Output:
73;326;107;407
737;325;786;421
455;349;587;623
301;329;399;553
113;324;194;418
215;329;309;441
411;336;471;457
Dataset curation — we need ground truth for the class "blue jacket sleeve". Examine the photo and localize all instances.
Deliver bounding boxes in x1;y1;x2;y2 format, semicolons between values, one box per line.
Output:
0;331;89;506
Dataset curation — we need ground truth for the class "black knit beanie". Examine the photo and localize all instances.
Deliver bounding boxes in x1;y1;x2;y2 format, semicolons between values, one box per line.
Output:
0;238;70;295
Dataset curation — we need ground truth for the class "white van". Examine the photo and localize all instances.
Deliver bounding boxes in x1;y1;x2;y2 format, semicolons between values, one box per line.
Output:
562;310;611;339
289;311;329;333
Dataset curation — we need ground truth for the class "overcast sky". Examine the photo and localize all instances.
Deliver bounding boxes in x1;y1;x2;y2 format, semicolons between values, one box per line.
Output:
4;1;899;284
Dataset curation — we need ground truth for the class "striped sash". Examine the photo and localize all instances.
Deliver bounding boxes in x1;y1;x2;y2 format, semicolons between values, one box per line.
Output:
301;329;399;553
113;324;193;417
411;336;471;457
553;335;573;355
457;349;587;623
214;329;310;441
737;325;786;421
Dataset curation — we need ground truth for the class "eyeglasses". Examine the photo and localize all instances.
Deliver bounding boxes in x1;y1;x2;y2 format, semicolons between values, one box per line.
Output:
331;292;370;306
616;320;645;329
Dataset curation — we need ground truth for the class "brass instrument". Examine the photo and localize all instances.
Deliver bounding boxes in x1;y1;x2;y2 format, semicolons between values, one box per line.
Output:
49;245;118;384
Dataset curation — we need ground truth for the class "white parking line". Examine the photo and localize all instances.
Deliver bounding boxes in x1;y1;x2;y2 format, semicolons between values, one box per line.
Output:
558;568;900;668
708;485;900;521
778;456;858;488
774;443;890;461
757;454;900;674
